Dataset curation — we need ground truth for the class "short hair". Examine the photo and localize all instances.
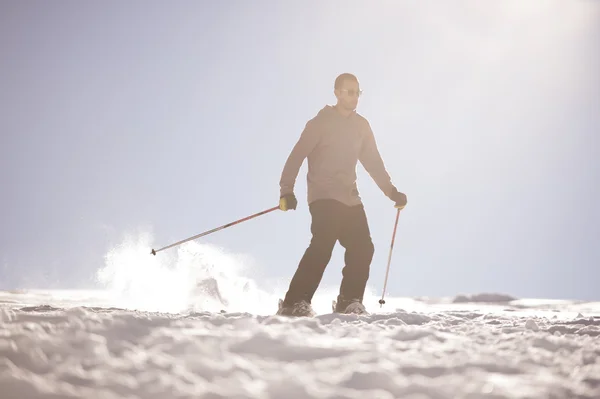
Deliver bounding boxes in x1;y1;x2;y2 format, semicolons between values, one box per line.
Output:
334;73;358;90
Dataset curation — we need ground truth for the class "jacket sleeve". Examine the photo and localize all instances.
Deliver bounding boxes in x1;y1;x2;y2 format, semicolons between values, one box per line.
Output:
359;122;397;199
279;119;321;197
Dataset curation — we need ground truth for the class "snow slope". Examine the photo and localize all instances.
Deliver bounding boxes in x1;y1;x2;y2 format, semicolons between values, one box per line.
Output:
1;289;599;399
1;240;598;398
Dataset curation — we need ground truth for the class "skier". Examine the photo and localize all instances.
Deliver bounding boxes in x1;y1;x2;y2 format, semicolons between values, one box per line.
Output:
277;73;407;317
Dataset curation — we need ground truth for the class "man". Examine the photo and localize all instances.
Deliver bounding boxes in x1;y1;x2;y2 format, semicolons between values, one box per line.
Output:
277;73;407;317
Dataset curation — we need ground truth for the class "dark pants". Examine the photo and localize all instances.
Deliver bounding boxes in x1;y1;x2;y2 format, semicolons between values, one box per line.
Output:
283;199;375;306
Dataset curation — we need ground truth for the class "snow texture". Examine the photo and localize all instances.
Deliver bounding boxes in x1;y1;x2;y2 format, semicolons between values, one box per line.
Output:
1;289;599;399
1;240;598;398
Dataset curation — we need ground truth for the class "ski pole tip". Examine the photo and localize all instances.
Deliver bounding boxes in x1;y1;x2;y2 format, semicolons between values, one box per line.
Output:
378;299;385;306
151;248;156;256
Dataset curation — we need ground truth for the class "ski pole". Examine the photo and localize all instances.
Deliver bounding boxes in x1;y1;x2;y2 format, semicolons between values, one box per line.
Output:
379;207;401;307
151;205;280;255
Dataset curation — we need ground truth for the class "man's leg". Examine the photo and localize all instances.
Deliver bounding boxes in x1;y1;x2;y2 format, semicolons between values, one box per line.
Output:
337;204;375;308
283;199;342;305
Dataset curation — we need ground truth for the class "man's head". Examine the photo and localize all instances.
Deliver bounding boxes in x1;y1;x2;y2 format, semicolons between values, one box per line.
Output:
334;73;362;112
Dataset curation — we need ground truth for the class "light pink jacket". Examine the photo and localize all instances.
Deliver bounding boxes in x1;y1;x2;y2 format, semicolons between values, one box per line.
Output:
280;105;397;207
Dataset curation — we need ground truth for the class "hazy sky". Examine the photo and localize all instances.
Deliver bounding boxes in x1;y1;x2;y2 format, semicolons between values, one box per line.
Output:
1;1;599;301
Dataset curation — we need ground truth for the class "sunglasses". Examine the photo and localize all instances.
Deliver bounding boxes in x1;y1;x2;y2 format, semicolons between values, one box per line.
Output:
339;89;363;97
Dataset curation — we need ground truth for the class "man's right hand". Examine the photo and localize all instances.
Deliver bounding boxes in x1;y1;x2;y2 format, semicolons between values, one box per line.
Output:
279;193;297;211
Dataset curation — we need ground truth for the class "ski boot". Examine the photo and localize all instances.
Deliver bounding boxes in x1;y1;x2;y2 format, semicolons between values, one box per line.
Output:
332;296;369;315
277;299;316;317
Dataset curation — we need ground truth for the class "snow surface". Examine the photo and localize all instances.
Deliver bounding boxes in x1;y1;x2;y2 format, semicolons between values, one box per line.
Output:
1;239;599;398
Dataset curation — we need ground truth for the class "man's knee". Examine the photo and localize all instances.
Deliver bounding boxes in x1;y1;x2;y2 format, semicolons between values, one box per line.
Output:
365;239;374;258
307;235;337;258
357;238;375;262
362;241;374;275
345;237;374;268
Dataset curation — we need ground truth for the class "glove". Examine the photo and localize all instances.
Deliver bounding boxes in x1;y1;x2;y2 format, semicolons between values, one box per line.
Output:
279;193;297;211
390;189;407;210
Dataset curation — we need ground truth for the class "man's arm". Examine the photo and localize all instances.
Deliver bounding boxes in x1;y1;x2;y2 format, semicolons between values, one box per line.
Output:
279;119;320;197
358;122;397;199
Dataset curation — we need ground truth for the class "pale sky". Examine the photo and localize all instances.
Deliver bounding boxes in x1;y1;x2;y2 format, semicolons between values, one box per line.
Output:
1;1;599;301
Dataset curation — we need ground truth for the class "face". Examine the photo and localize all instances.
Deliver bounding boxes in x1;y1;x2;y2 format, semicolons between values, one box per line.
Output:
334;79;362;111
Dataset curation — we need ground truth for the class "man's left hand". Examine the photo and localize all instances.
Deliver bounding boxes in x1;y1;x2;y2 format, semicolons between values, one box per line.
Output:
391;189;407;210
